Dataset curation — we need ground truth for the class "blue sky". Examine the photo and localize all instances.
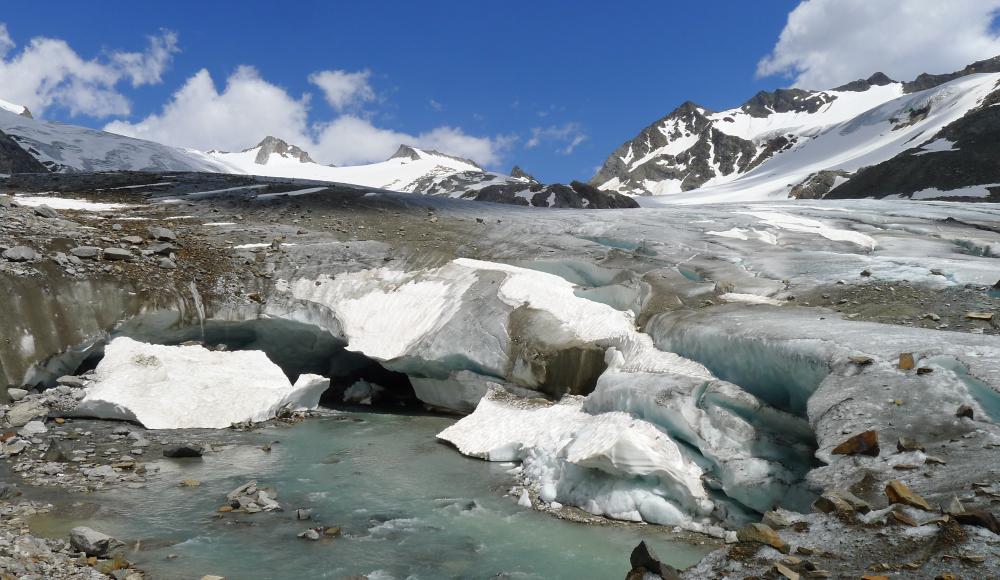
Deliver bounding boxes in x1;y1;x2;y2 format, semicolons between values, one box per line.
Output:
3;1;1000;182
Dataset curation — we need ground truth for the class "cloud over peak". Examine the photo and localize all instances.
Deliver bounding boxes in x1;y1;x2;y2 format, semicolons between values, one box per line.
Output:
758;0;1000;89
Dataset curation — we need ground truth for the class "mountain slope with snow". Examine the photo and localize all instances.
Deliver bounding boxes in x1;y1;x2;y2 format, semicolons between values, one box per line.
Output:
0;107;230;174
210;139;638;208
595;56;1000;203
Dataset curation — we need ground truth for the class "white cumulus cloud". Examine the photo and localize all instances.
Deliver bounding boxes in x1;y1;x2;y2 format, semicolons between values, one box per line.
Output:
759;0;1000;89
526;123;587;155
308;69;375;112
0;24;178;117
107;67;514;168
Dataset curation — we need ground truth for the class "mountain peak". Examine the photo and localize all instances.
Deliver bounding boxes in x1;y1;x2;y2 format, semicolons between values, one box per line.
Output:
390;144;423;161
510;165;539;183
0;98;32;119
832;72;897;92
246;136;315;165
389;144;484;170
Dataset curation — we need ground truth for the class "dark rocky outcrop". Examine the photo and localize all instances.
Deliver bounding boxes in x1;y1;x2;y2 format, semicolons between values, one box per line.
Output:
468;180;639;209
789;170;851;199
740;88;834;117
827;82;1000;200
903;55;1000;93
510;165;539;183
832;72;896;92
0;129;49;174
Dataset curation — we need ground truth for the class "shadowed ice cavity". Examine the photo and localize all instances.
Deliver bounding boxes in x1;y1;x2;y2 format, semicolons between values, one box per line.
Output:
25;313;417;407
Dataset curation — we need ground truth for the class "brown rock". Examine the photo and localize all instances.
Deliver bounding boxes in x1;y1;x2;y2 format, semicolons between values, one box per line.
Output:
891;507;919;526
896;437;924;452
965;311;994;321
736;523;789;554
217;506;233;513
885;480;931;511
849;355;874;366
916;367;934;375
898;353;915;370
762;510;791;529
831;430;880;456
629;540;680;579
812;492;853;515
774;562;800;580
956;404;974;419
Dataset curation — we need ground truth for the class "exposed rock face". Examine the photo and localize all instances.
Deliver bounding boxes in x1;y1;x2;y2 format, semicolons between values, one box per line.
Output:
903;54;1000;93
248;136;316;165
590;101;771;196
510;165;539;183
592;54;1000;201
827;80;1000;200
832;72;896;92
390;144;483;170
789;170;851;199
0;130;48;174
468;180;640;209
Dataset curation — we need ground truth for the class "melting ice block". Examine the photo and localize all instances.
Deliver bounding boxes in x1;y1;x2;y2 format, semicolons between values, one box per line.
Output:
75;337;329;429
438;388;713;528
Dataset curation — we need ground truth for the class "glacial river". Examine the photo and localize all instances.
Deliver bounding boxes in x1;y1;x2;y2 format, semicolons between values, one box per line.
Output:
25;412;712;579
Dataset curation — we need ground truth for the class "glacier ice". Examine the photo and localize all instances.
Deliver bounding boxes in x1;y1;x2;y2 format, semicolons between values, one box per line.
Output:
74;337;329;429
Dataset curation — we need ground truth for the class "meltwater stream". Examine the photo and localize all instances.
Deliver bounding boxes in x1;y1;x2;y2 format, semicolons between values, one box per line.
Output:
25;412;710;579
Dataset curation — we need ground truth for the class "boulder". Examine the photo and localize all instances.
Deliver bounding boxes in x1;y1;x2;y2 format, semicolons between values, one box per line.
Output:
898;353;915;370
6;388;28;401
147;226;177;241
831;430;879;456
19;420;47;436
885;480;931;511
896;437;924;452
736;523;789;554
6;399;47;427
965;311;994;321
70;246;100;259
69;526;124;557
121;235;144;245
813;492;854;515
163;443;203;458
44;440;72;462
147;242;175;255
33;204;61;219
2;246;37;262
56;375;87;388
102;247;132;261
629;540;681;579
956;404;974;419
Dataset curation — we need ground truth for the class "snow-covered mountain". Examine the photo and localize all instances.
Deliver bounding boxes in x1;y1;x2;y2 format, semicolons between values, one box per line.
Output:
209;138;637;208
0;105;229;174
0;107;636;208
593;56;1000;203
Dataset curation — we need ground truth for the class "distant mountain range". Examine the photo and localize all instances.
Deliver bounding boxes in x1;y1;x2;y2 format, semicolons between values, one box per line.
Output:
591;55;1000;203
2;55;1000;205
